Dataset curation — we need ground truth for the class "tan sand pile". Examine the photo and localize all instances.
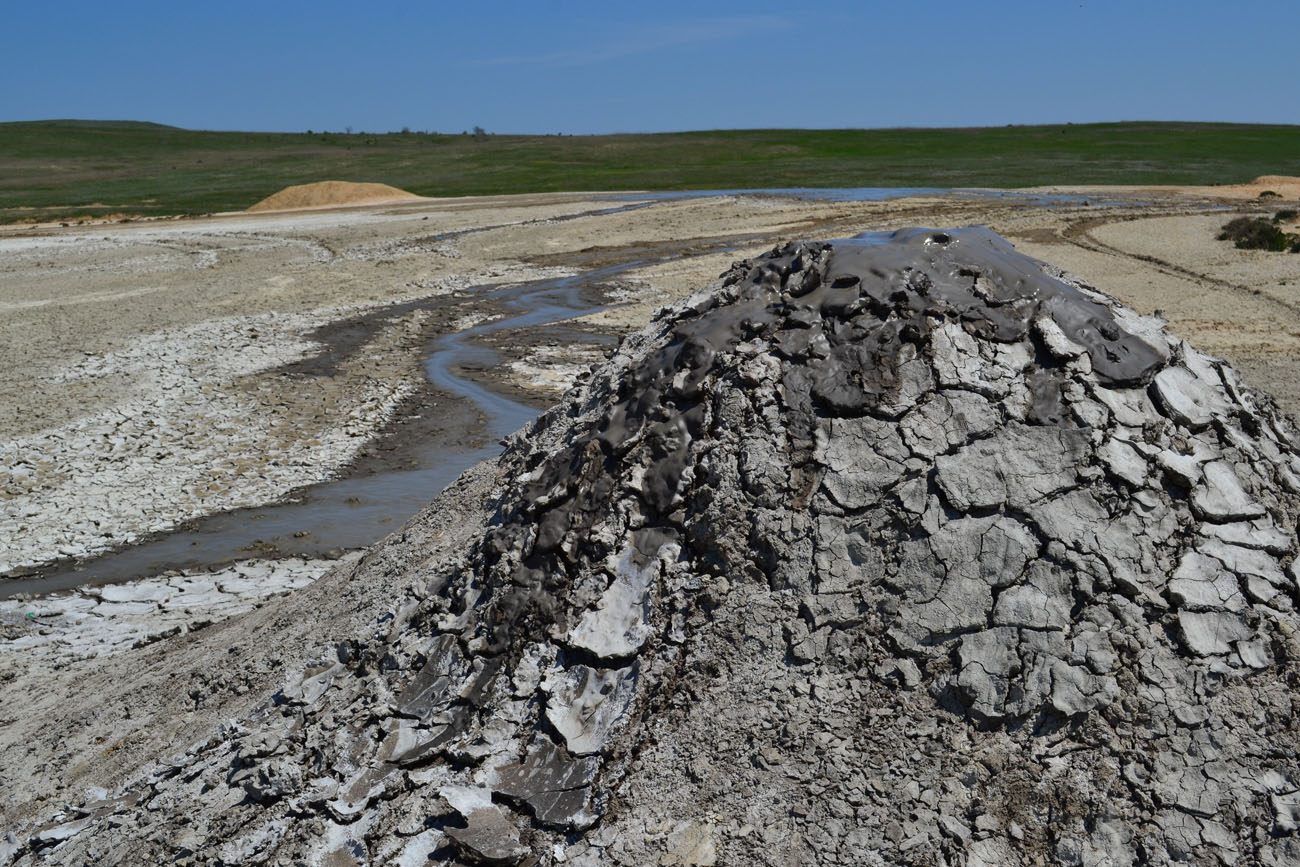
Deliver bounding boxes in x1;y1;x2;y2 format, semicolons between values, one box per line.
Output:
247;181;425;212
1041;175;1300;203
1159;174;1300;201
1179;174;1300;201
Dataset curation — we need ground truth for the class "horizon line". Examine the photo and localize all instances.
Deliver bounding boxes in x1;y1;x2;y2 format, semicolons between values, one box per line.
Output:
4;118;1300;136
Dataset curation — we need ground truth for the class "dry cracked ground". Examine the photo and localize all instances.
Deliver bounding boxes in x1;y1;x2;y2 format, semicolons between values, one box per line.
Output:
1;187;1300;864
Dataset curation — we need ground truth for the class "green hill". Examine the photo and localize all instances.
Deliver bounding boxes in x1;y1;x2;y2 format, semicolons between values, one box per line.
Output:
1;121;1297;224
0;119;181;131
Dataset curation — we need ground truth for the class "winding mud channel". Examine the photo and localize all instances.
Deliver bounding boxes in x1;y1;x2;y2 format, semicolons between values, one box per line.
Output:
1;264;637;597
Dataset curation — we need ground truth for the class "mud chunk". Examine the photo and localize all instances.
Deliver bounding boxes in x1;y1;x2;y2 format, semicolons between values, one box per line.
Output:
956;627;1019;722
567;545;657;659
491;738;600;829
394;634;466;720
442;785;527;864
899;390;999;458
993;583;1068;630
1169;551;1247;612
1193;461;1266;521
1099;437;1149;486
1050;661;1119;716
1178;610;1254;656
1153;364;1227;429
543;664;638;755
816;416;908;510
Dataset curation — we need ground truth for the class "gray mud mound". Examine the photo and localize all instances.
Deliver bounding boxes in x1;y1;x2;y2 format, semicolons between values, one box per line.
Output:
7;227;1300;866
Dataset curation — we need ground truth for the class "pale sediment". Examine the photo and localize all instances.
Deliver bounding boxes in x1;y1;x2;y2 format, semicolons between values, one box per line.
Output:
0;553;360;668
0;306;423;574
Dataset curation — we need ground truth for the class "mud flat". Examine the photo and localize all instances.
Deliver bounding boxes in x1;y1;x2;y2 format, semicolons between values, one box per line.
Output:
2;185;1298;593
1;187;1299;843
2;188;1297;583
0;552;362;667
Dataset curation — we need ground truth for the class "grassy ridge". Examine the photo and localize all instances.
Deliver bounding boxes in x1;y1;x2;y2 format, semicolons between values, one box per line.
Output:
2;121;1298;223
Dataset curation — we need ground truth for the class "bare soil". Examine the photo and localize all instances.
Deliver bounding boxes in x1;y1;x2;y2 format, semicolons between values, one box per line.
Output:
246;180;425;212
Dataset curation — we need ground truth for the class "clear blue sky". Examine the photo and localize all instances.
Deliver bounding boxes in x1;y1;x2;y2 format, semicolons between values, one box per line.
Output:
4;0;1296;133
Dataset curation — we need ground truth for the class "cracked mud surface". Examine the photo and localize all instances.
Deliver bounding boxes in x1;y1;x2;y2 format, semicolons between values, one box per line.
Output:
6;225;1300;865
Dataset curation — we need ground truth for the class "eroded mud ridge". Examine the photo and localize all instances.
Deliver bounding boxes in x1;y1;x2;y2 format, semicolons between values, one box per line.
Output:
10;227;1300;865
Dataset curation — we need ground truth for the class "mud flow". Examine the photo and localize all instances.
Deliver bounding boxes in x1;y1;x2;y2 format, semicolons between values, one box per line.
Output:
0;264;637;598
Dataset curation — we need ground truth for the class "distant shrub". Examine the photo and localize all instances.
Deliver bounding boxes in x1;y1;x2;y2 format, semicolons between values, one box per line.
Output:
1218;216;1300;252
1259;190;1281;198
1272;208;1298;223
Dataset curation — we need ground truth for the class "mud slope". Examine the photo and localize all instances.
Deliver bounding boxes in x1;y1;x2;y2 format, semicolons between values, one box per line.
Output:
6;227;1300;866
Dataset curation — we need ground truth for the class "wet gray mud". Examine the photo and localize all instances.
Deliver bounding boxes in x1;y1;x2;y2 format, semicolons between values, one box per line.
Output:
0;265;633;599
14;226;1300;865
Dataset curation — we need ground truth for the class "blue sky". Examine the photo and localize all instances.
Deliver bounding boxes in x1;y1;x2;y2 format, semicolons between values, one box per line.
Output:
3;0;1297;133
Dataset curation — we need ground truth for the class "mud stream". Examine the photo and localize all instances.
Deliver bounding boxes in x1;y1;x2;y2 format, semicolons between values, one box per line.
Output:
0;264;637;599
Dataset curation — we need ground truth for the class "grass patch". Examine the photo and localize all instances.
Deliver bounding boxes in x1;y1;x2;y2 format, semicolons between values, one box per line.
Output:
1218;215;1300;252
2;120;1299;224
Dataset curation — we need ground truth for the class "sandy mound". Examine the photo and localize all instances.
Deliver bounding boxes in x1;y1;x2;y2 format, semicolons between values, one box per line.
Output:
8;229;1300;865
1196;175;1300;201
1047;174;1300;202
247;181;424;212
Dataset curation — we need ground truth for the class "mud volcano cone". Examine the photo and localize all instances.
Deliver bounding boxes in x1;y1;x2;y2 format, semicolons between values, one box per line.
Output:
10;228;1300;865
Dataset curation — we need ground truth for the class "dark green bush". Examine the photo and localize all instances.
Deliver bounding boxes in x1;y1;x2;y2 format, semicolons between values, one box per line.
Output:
1218;216;1300;252
1273;208;1298;223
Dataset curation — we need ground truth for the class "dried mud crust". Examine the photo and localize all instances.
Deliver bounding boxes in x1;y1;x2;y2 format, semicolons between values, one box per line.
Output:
9;227;1300;865
463;321;620;404
0;292;494;582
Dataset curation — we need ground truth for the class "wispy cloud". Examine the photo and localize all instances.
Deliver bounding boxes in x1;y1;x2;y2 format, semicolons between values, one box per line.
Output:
470;15;790;68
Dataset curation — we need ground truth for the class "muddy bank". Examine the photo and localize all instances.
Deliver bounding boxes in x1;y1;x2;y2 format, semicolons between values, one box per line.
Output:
0;268;615;595
0;207;819;593
1;238;717;596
